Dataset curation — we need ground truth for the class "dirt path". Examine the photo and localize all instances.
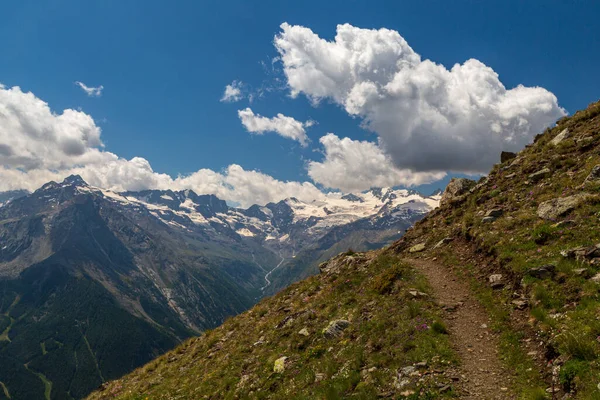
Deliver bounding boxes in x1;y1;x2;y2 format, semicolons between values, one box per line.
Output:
408;258;515;399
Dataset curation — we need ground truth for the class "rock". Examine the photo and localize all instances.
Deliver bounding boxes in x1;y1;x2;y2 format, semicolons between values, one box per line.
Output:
322;320;350;338
400;366;416;376
591;273;600;284
433;237;453;249
501;151;517;163
414;361;428;369
439;385;452;393
485;208;504;218
298;328;309;337
409;243;426;253
573;268;591;278
584;165;600;184
528;168;551;183
314;373;325;383
528;264;556;280
552;220;576;228
561;246;589;259
537;194;591;220
511;299;528;310
482;216;497;223
489;274;504;289
505;173;517;179
550;128;570;145
273;356;288;373
440;178;476;205
408;289;428;299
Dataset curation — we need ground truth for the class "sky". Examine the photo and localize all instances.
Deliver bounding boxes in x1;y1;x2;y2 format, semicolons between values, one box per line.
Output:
0;0;599;207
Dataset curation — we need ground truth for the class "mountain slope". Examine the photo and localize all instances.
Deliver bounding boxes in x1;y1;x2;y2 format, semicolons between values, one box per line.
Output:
0;178;268;400
88;100;600;399
88;252;457;400
0;178;435;399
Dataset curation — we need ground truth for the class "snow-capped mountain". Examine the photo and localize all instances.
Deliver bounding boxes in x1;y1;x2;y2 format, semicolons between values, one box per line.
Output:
0;175;437;399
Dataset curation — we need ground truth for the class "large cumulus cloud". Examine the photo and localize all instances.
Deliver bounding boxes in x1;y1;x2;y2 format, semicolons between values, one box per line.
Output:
275;23;566;173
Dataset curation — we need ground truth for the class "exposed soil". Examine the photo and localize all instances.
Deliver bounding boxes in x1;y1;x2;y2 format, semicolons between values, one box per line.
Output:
408;258;515;399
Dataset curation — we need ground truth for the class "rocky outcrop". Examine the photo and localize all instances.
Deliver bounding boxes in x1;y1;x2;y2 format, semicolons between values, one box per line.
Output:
322;320;350;338
500;151;517;163
440;178;476;205
537;194;591;220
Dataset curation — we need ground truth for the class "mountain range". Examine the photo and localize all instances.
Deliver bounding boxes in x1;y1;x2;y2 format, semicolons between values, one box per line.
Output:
0;175;438;399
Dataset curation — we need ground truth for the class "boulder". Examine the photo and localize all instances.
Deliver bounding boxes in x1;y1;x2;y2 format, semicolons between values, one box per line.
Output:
409;243;426;253
440;178;476;205
273;356;288;373
527;264;556;280
501;151;517;163
489;274;504;289
550;128;570;145
322;320;350;338
528;168;551;183
537;194;591;220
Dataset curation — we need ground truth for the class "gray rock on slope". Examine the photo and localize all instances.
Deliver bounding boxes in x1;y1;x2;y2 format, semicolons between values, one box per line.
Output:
537;194;592;220
440;178;476;205
528;168;551;183
323;320;350;338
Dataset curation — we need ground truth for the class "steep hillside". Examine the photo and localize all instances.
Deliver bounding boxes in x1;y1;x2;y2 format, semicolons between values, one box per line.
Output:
392;100;600;398
88;100;600;399
89;252;457;400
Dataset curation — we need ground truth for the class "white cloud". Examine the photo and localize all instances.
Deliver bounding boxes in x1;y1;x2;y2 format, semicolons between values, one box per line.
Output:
0;84;325;207
220;80;244;102
238;107;312;146
0;84;106;170
308;133;445;192
75;81;104;97
275;23;566;173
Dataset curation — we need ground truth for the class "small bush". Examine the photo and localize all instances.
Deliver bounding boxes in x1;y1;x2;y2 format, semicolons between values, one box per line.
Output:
559;360;587;393
431;321;449;335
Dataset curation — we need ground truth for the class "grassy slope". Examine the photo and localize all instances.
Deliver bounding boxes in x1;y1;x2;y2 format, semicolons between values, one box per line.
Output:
394;100;600;398
89;252;457;399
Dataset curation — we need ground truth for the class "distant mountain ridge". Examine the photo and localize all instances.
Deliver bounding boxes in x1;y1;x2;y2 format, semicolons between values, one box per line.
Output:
0;176;437;399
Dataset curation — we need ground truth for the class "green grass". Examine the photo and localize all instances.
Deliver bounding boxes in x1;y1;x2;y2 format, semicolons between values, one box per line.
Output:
88;253;458;399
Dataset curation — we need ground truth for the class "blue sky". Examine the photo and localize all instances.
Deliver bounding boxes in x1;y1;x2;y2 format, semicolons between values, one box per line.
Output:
0;0;599;205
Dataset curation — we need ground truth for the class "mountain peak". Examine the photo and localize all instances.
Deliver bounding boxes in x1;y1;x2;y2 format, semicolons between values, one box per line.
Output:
61;174;88;186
